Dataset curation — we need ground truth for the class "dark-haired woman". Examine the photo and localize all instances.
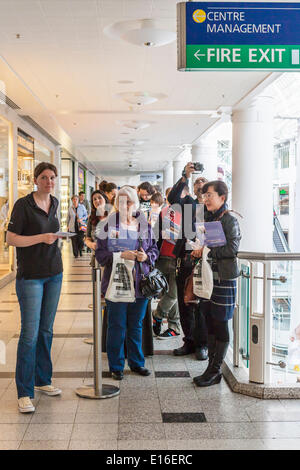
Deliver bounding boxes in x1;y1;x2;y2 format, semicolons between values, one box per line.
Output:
192;180;241;387
85;190;108;266
7;162;63;413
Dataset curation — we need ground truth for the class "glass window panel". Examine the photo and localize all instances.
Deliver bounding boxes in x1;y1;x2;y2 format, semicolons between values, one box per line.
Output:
0;117;10;279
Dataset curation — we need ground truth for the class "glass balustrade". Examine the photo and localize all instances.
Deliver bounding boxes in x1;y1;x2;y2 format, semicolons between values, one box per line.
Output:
233;253;300;387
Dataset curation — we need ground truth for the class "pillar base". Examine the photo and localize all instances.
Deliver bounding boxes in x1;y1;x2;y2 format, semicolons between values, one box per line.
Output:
223;355;300;399
75;384;120;399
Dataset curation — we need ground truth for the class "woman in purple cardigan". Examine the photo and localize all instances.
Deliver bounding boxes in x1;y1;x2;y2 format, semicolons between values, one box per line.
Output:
95;186;159;380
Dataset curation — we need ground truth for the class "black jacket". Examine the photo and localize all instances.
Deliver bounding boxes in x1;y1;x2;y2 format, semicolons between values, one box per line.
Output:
167;177;202;259
205;206;241;280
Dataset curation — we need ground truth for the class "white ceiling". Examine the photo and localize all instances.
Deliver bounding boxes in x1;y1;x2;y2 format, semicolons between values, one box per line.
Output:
0;0;274;177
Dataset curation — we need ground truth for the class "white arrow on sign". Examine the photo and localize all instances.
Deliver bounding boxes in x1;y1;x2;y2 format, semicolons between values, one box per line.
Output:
194;49;206;61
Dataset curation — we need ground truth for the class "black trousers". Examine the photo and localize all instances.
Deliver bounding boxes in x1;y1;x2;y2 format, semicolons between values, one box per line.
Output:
176;258;207;349
71;231;85;257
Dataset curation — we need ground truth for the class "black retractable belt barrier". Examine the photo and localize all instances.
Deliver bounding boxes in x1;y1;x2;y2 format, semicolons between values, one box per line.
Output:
75;260;120;399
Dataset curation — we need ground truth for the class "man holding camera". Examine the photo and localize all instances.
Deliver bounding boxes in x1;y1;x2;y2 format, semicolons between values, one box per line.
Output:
167;162;208;360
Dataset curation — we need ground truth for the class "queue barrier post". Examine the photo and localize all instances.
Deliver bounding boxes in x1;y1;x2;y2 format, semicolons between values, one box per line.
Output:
75;260;120;399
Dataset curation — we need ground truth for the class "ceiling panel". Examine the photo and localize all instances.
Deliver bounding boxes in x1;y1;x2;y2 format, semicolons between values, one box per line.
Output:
0;0;273;178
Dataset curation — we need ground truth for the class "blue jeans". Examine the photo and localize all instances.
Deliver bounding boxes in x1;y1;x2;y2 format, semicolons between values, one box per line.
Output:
15;273;63;399
106;299;149;372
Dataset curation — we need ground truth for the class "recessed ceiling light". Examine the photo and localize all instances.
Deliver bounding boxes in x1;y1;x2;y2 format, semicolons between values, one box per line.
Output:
104;19;176;48
115;91;167;106
116;120;155;130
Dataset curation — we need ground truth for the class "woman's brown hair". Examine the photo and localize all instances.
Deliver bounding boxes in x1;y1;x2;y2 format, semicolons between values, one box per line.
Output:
34;162;57;179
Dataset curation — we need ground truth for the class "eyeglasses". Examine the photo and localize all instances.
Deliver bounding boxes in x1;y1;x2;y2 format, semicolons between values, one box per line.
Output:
202;192;215;200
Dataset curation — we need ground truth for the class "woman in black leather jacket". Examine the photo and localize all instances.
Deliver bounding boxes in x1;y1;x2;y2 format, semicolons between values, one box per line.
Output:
192;180;241;387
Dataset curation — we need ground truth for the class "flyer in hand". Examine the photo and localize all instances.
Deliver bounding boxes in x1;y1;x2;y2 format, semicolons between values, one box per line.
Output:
107;227;138;252
203;221;226;247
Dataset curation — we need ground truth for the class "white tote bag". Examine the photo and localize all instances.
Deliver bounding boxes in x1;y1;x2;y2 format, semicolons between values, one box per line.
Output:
193;246;213;300
105;252;135;303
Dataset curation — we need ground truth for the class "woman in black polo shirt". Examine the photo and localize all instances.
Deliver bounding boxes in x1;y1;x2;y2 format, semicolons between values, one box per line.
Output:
7;162;63;414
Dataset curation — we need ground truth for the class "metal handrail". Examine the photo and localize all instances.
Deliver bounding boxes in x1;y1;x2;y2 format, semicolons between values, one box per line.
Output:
238;252;300;261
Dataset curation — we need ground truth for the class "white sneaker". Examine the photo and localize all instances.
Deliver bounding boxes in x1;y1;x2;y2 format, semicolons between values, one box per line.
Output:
34;385;62;396
18;396;35;413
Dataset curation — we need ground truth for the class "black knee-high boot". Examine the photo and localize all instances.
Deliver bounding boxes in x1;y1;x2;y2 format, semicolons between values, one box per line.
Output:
194;340;229;387
193;335;216;385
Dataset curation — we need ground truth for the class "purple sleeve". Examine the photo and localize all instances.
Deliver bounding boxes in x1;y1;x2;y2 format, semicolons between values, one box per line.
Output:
144;226;159;266
95;237;113;266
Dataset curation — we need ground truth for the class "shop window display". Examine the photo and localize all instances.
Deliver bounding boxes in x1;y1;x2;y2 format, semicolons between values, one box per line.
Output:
0;118;10;278
17;130;34;199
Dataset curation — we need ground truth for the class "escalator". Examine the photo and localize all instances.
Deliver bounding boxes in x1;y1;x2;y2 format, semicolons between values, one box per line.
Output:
273;211;290;252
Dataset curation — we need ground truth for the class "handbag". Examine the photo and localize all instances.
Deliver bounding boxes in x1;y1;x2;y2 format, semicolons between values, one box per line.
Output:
184;272;199;305
138;238;169;299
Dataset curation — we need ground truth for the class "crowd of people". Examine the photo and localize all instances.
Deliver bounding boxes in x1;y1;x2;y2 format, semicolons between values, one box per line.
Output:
6;160;241;413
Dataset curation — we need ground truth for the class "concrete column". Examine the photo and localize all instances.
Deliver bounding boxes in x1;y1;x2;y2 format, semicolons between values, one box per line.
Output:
192;139;218;183
172;145;192;186
232;96;274;252
173;160;183;184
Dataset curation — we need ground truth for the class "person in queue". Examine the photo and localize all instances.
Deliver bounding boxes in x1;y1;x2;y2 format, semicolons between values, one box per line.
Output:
79;191;91;216
6;162;63;413
192;180;241;387
194;176;208;204
99;180;108;192
85;189;108;266
95;186;159;380
149;191;164;228
103;182;118;206
167;162;208;360
67;195;88;258
138;181;156;220
152;188;181;339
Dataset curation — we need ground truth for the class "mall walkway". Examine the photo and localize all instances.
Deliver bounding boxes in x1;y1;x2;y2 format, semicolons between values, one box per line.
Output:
0;244;300;450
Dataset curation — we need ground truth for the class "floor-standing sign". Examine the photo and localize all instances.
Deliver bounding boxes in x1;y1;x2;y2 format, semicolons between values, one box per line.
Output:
177;2;300;71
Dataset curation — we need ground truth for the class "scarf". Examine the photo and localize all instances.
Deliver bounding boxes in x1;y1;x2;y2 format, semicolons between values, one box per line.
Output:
205;202;228;222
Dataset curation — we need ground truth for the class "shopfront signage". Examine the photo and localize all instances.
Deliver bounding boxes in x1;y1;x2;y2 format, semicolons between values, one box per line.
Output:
78;167;85;185
177;2;300;71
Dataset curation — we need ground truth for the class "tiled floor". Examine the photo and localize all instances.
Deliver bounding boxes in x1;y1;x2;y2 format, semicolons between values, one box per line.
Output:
0;245;300;450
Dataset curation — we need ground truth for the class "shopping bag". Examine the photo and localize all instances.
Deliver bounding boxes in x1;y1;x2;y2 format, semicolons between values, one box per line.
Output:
105;252;135;303
193;246;213;300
